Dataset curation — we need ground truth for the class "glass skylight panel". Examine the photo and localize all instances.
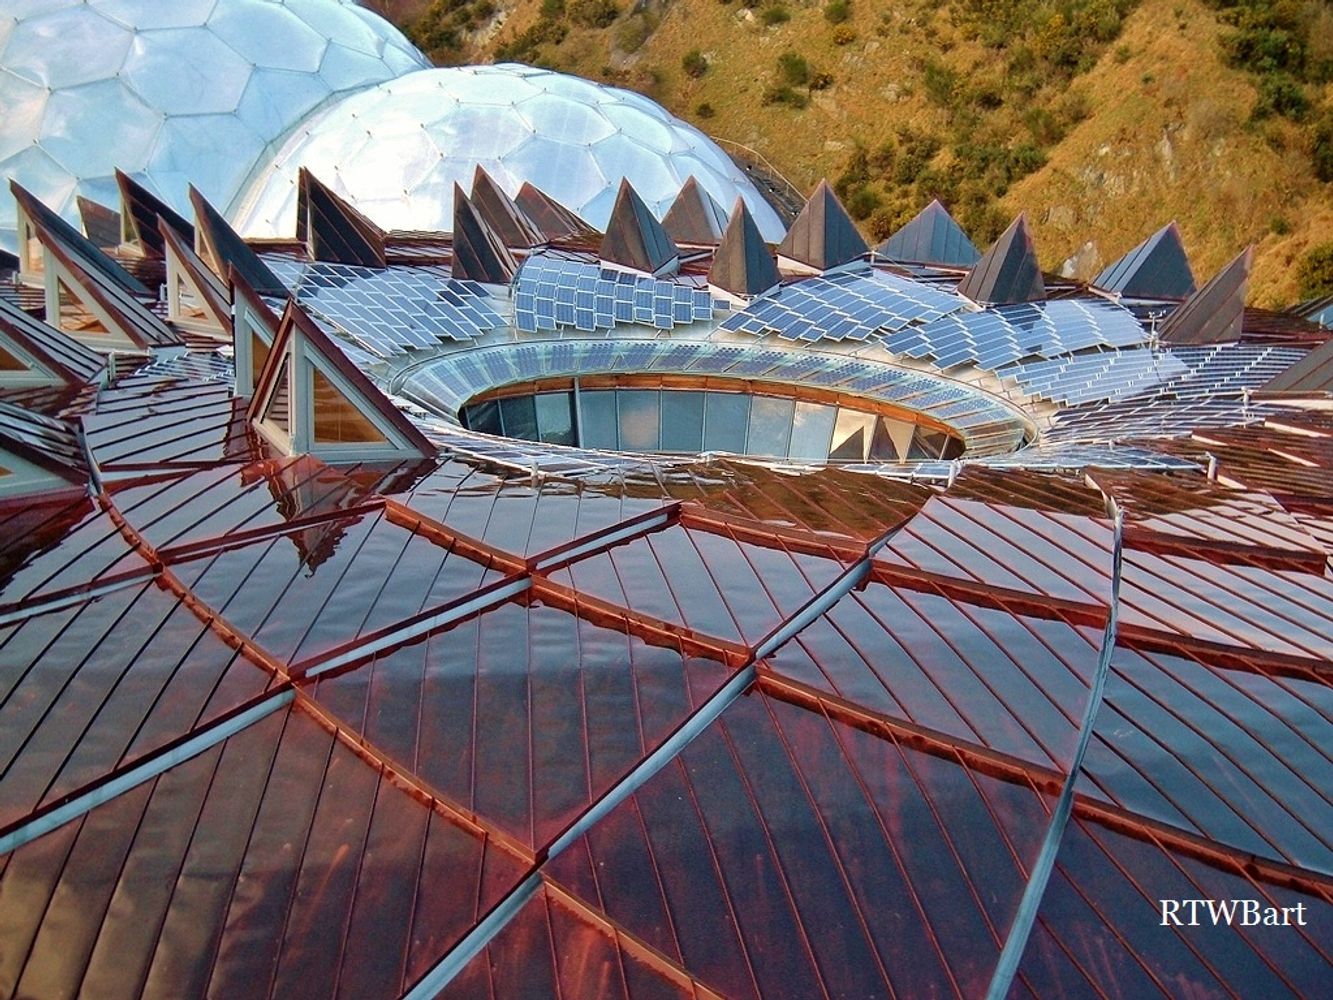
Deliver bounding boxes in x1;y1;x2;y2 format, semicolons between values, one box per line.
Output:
719;268;966;343
513;254;717;334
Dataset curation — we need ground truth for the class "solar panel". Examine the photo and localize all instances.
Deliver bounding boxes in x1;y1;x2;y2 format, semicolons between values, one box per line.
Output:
720;268;966;342
513;253;718;334
260;257;506;359
888;298;1149;371
996;347;1189;406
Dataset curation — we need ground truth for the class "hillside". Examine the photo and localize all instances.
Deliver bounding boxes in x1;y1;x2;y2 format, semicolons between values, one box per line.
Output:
382;0;1332;306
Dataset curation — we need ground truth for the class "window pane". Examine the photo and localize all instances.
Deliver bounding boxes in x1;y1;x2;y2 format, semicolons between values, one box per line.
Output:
703;392;749;454
870;416;915;461
465;399;501;435
499;395;538;441
829;409;875;462
0;345;27;371
617;390;660;451
535;392;574;446
579;390;618;449
660;391;705;453
312;369;388;445
261;357;291;435
747;396;794;457
788;401;837;461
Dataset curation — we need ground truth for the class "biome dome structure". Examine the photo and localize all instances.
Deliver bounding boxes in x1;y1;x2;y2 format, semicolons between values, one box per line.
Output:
0;5;1332;996
0;0;427;252
231;64;788;242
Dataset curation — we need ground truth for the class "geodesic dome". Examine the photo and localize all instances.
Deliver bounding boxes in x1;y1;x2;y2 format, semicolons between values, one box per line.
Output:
231;64;788;242
0;0;428;252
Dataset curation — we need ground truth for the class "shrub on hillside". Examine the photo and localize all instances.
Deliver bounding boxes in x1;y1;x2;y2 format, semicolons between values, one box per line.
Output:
1297;242;1333;298
825;0;852;24
568;0;619;27
682;49;709;77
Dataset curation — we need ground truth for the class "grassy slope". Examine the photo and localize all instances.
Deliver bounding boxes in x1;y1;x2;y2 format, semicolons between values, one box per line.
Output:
405;0;1331;306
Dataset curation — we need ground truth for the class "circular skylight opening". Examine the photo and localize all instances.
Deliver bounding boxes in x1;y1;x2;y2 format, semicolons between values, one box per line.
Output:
458;377;966;465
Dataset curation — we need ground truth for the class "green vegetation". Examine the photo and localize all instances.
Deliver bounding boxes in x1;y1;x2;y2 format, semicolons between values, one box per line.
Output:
760;4;792;25
1298;242;1333;298
824;0;852;24
682;49;709;78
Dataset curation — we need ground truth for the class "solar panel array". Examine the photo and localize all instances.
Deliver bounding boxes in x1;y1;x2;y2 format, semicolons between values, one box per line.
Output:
1162;344;1308;396
1045;343;1311;443
401;339;1029;456
886;298;1148;371
995;347;1189;406
513;253;719;334
719;268;966;342
262;257;506;358
981;442;1202;471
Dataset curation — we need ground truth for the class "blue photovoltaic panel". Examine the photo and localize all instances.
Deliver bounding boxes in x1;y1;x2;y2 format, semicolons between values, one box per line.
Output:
261;257;506;358
720;268;966;342
888;297;1149;371
1161;344;1308;397
996;347;1189;406
513;254;718;334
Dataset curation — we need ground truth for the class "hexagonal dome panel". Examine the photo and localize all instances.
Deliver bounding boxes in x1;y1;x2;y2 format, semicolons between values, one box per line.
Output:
233;64;788;242
0;0;427;251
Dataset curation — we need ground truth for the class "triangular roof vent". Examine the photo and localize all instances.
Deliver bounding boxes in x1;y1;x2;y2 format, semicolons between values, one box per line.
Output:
0;401;89;499
0;297;105;388
12;182;150;297
116;169;194;258
471;167;544;249
599;179;679;276
248;300;435;462
160;220;231;337
230;271;282;399
956;213;1045;305
1094;222;1196;300
298;169;387;268
876;199;980;267
515;182;595;241
708;198;780;302
451;185;518;285
76;197;122;249
189;186;288;298
776;179;868;275
1158;246;1251;345
663;177;728;246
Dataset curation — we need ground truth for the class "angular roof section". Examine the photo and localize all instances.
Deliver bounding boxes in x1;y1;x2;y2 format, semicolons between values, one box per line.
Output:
471;167;544;250
1259;335;1333;393
0;400;88;497
876;199;980;267
662;176;728;246
115;170;194;258
248;300;436;461
956;213;1046;305
230;270;283;399
298;168;387;268
1094;221;1196;300
776;179;868;273
76;196;121;249
36;223;181;351
1159;246;1251;346
515;181;595;241
159;219;231;335
600;179;680;276
11;181;150;297
189;186;287;298
0;296;105;387
451;185;519;285
708;198;780;299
